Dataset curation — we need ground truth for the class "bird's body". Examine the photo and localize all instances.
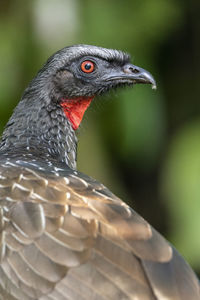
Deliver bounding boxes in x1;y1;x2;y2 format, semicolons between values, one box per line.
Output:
0;45;199;300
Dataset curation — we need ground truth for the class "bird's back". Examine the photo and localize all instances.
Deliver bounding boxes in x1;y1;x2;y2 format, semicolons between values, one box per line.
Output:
0;155;199;300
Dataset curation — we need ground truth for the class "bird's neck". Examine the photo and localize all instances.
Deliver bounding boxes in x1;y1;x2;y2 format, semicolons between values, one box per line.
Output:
0;94;78;170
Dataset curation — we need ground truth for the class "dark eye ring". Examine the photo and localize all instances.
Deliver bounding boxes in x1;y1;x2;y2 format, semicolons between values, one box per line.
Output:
81;60;95;73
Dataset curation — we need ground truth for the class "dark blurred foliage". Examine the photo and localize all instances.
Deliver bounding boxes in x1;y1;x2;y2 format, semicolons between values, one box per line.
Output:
0;0;200;274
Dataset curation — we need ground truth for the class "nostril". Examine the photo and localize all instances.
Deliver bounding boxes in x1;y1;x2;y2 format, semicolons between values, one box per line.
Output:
123;64;142;75
129;66;140;74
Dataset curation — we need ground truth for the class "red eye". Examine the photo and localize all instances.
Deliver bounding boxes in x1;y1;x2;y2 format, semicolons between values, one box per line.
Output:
81;60;95;73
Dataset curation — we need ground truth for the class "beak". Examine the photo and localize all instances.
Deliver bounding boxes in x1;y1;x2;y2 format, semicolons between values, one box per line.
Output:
105;63;157;90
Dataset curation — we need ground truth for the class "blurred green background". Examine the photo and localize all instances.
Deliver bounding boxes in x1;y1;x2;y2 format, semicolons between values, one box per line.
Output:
0;0;200;275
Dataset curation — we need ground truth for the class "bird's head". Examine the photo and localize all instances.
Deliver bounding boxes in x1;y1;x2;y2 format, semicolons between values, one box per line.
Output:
1;44;156;167
28;44;156;130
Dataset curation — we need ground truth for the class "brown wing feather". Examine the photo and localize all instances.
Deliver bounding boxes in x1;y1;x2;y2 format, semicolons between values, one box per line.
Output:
0;163;199;300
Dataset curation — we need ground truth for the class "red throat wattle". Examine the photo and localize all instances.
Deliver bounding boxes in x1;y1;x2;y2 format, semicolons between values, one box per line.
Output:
60;97;94;130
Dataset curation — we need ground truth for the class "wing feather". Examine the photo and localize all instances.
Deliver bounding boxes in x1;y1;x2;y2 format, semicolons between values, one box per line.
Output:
0;163;199;299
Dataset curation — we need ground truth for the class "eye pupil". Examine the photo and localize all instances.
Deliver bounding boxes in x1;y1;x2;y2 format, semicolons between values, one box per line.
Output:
85;63;91;70
81;60;95;73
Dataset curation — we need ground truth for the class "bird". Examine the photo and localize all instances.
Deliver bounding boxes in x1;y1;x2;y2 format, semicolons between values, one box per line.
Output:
0;44;199;300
